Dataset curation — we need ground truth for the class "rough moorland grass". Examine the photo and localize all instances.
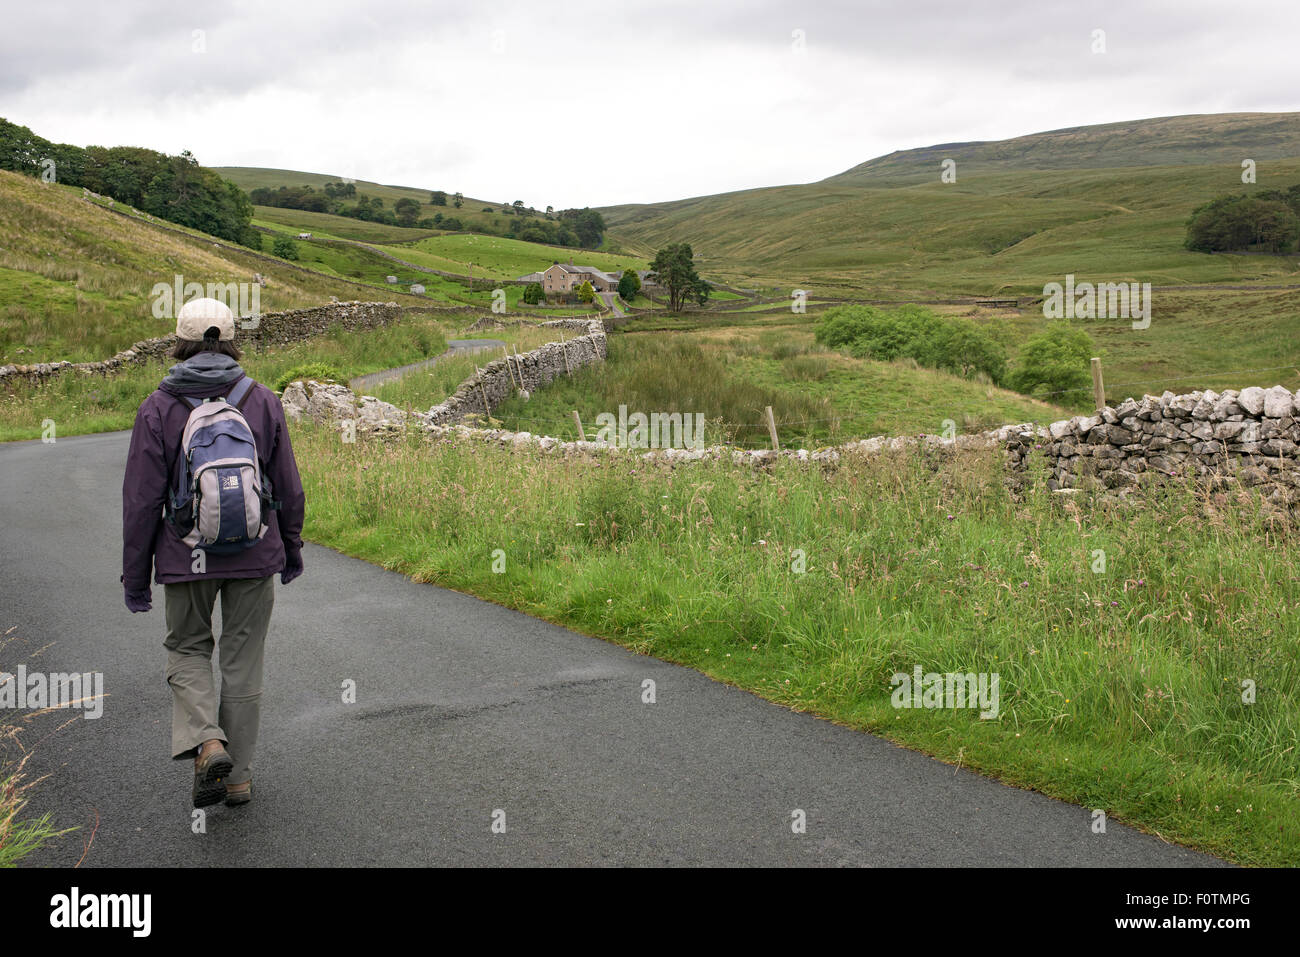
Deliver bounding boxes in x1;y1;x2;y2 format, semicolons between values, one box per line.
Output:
490;331;1071;447
0;170;398;362
292;425;1300;865
0;315;450;441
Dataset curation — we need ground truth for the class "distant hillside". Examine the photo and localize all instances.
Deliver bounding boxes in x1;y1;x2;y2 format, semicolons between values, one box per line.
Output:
829;112;1300;185
599;113;1300;297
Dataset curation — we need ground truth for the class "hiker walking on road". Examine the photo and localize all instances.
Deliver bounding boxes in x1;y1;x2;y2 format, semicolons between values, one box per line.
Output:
121;298;305;809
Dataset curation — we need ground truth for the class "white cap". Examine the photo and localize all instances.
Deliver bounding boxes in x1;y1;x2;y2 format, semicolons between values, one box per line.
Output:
176;297;236;341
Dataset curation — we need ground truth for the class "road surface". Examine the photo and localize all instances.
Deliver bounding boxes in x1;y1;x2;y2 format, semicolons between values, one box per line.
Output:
349;338;506;392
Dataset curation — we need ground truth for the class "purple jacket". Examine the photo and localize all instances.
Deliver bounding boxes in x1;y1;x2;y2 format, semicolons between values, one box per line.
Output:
121;366;305;591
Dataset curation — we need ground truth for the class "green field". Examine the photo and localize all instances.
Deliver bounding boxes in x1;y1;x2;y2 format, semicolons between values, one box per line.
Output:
390;234;649;282
490;325;1071;447
217;166;541;240
253;206;437;244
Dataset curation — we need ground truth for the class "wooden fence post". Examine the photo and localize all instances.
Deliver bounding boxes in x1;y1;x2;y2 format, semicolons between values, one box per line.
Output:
476;367;491;415
572;410;585;441
502;347;517;389
765;406;780;451
1090;357;1106;412
559;331;572;374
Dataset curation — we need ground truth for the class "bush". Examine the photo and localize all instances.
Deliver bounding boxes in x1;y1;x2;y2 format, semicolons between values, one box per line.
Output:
522;282;545;305
273;362;343;392
1006;323;1094;400
814;304;1006;384
271;236;299;260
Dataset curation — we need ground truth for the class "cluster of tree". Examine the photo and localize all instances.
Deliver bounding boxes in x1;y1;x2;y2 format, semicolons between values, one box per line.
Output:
1185;185;1300;253
814;304;1007;384
648;243;710;311
0;117;259;247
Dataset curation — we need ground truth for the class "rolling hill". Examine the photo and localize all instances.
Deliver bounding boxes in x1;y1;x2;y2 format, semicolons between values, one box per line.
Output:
599;112;1300;295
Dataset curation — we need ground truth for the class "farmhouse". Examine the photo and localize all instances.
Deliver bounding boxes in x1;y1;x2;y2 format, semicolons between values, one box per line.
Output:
517;262;656;297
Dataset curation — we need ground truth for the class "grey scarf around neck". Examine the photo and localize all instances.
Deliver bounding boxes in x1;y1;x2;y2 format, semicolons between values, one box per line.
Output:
161;351;245;392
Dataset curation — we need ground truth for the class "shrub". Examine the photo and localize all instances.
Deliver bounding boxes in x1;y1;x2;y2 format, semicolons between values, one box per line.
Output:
273;362;343;392
271;236;299;260
814;304;1006;384
1006;322;1095;400
522;282;544;305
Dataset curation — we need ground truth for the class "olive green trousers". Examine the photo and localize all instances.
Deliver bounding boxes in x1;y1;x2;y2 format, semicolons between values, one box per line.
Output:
163;576;274;786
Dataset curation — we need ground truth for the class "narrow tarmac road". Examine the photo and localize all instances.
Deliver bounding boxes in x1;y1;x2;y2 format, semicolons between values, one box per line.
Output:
0;432;1224;867
349;338;506;392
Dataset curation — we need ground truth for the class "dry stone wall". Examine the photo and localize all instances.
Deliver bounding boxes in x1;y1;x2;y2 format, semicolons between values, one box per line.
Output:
1;301;403;390
419;318;605;426
284;371;1300;509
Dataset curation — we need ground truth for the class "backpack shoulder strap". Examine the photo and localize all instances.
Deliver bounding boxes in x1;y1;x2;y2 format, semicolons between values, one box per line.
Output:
180;395;203;410
225;376;256;410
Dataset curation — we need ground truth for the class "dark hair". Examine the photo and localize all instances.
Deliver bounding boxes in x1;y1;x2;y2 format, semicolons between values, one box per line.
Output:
171;325;242;361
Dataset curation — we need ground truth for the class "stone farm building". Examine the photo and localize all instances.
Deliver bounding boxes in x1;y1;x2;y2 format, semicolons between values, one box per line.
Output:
517;262;655;298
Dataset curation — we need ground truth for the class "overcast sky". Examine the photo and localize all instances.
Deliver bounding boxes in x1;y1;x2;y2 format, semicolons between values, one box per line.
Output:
2;0;1296;209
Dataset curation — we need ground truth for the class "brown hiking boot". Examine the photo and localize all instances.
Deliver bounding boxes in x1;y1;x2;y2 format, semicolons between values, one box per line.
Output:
225;781;252;806
193;740;233;809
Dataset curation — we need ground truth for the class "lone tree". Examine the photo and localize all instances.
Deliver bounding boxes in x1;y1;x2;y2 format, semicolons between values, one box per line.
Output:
271;236;299;260
576;280;595;304
617;268;641;301
452;191;463;208
430;190;447;206
394;197;421;226
1006;322;1094;399
648;243;710;311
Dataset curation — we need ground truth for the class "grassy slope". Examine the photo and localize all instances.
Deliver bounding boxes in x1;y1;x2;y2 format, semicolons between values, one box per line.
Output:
392;234;648;282
601;162;1300;295
253;206;437;244
489;328;1071;448
0;170;429;362
216;166;523;237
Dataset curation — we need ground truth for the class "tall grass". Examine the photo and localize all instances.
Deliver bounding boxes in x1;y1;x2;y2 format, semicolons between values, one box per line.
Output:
1;628;75;866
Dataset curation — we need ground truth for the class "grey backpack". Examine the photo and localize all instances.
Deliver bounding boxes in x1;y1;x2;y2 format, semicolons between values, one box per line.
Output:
164;377;277;554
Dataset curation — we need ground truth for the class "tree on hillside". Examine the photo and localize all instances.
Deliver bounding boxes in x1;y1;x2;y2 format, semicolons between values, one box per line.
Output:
394;197;421;226
648;243;710;311
618;268;641;301
558;207;606;247
430;190;447;206
1006;323;1094;398
271;236;299;260
452;191;463;208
